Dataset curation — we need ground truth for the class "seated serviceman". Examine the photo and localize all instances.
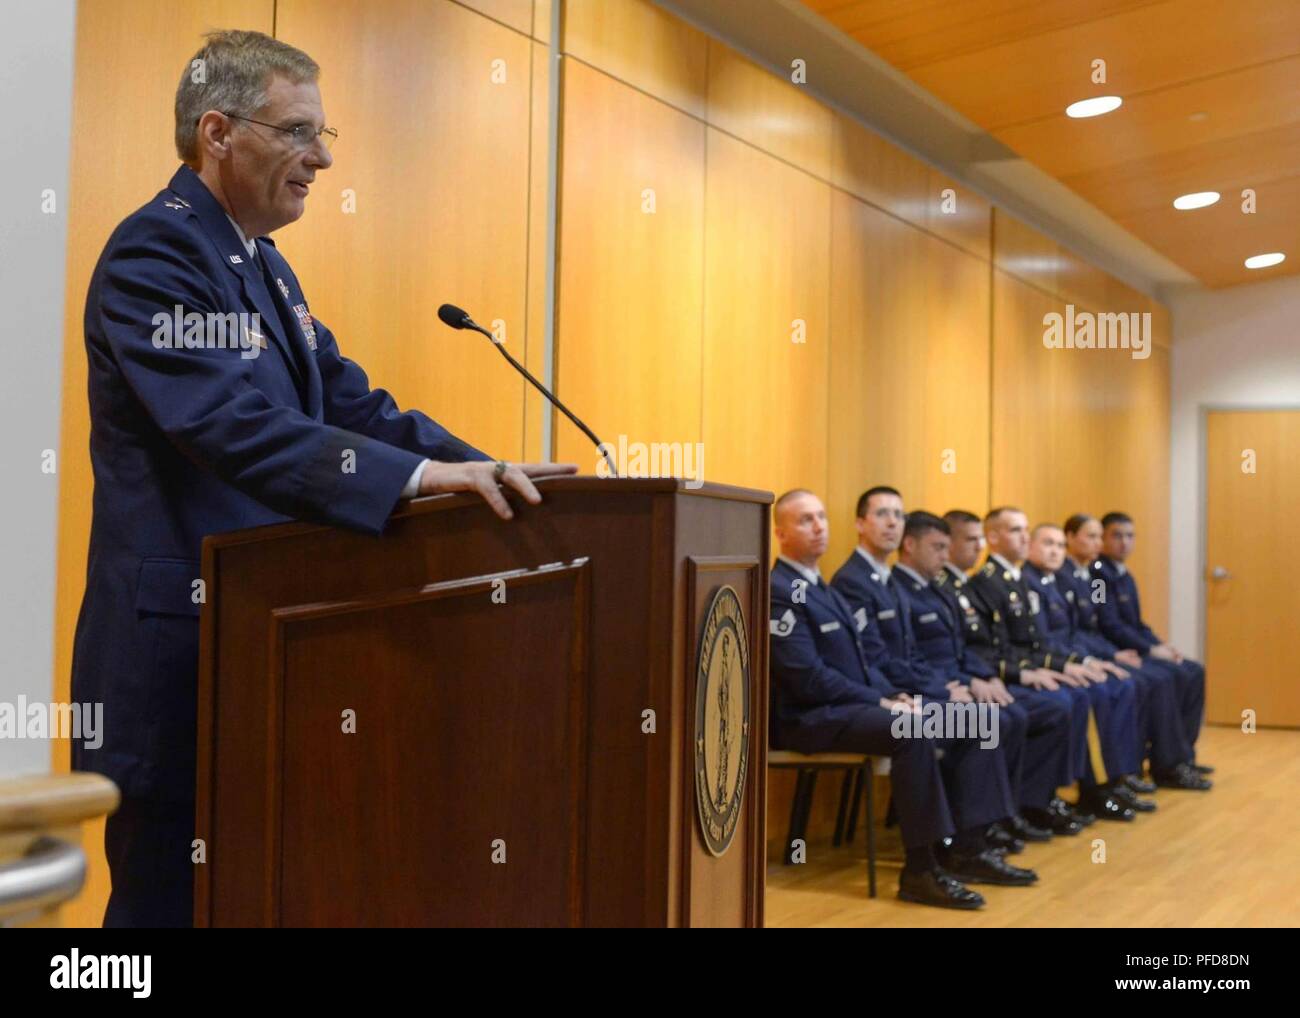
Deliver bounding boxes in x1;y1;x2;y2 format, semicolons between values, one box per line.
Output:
769;489;1032;908
1095;512;1213;788
941;510;1082;836
963;507;1107;832
1061;514;1203;791
831;488;1041;856
896;511;1068;848
1024;524;1154;815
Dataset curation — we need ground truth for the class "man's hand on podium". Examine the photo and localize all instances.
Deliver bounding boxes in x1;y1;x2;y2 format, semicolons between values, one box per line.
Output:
417;460;579;520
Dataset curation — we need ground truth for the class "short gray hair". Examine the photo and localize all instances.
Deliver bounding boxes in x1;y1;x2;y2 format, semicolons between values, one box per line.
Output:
174;29;319;165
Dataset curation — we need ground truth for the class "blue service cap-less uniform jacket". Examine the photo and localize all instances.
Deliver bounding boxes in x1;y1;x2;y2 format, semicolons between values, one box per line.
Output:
71;165;489;802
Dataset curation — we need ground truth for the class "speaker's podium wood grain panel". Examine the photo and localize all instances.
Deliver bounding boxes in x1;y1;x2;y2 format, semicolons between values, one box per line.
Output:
268;564;590;927
196;477;769;927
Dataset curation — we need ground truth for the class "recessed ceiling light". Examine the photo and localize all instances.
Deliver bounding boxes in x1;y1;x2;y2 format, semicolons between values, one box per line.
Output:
1173;191;1220;210
1244;252;1286;269
1066;96;1122;118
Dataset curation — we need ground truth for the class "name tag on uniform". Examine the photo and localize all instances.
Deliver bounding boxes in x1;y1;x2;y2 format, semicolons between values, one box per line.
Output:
819;621;841;633
918;612;938;623
877;609;896;620
854;607;868;631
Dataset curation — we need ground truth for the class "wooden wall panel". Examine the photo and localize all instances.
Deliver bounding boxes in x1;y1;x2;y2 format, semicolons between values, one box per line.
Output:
992;208;1062;296
832;114;929;226
706;41;833;181
701;127;830;501
458;0;534;35
275;0;533;462
54;0;277;929
831;117;991;261
825;190;990;569
926;170;991;262
523;39;551;461
1104;341;1171;635
534;0;552;42
920;231;993;514
990;269;1059;517
563;0;707;118
554;58;705;469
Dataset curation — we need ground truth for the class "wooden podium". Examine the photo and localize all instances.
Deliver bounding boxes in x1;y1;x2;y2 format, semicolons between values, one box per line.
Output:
194;477;770;927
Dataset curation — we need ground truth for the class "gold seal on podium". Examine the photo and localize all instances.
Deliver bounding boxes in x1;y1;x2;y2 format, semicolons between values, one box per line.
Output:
694;585;751;857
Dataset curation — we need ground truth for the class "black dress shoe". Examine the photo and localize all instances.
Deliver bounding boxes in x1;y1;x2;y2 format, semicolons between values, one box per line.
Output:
1110;784;1157;812
1006;814;1052;843
1124;775;1157;794
985;825;1026;854
1023;806;1083;836
1154;763;1212;790
1192;762;1214;775
940;848;1038;887
898;867;985;910
1051;796;1096;826
1077;788;1136;821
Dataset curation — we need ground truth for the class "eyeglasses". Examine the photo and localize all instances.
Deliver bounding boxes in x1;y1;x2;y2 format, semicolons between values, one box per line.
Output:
222;113;338;151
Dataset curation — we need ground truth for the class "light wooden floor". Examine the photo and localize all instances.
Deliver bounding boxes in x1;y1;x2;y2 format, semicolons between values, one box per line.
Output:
765;725;1300;927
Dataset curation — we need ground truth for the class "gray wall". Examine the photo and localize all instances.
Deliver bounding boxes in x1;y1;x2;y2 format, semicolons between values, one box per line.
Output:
0;0;76;777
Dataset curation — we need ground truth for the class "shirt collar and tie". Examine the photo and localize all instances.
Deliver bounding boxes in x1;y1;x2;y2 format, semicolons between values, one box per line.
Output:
778;555;823;589
854;546;892;583
892;562;929;589
225;214;259;259
990;552;1021;582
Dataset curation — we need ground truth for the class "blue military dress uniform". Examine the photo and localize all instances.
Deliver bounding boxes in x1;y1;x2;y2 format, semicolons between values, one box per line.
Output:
1094;556;1206;758
829;552;1023;814
922;565;1073;812
1022;562;1141;780
1056;562;1192;772
769;558;1010;848
829;549;952;700
72;165;490;926
963;559;1093;790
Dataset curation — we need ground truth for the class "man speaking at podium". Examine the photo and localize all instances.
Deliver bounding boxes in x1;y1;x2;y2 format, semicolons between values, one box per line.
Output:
70;29;573;927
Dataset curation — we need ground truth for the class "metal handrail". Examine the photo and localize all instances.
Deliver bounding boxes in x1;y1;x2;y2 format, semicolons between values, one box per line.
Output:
0;836;86;920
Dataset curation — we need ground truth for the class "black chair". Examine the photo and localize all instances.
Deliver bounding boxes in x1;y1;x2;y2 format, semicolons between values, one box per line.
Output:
768;751;878;897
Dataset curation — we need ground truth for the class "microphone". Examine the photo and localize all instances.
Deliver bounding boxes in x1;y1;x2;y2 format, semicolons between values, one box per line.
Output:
437;303;618;477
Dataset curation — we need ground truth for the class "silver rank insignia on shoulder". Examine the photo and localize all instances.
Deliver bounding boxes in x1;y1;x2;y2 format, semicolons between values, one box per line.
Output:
276;277;290;299
162;195;190;210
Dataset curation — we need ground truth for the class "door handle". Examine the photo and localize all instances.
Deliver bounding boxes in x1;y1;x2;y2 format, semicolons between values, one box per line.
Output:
1209;566;1231;581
